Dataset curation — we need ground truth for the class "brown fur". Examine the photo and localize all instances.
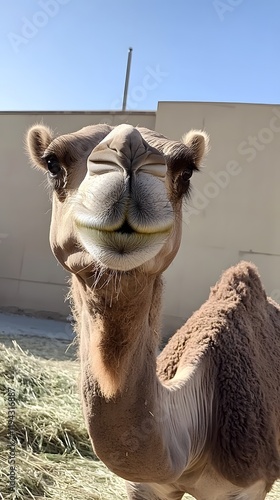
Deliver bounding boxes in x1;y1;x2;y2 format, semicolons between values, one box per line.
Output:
158;261;280;487
26;123;279;499
75;272;161;398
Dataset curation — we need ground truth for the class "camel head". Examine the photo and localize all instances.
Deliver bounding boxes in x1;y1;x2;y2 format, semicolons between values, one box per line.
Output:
26;124;208;278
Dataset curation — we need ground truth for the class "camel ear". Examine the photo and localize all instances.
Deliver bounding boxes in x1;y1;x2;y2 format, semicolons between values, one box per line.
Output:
182;130;209;168
26;125;54;170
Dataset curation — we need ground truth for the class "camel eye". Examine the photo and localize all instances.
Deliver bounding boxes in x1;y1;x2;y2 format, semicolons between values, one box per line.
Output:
45;154;61;177
180;170;192;182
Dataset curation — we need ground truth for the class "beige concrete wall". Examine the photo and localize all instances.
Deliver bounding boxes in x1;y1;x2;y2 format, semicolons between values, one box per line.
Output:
1;104;279;337
0;111;155;317
155;102;280;334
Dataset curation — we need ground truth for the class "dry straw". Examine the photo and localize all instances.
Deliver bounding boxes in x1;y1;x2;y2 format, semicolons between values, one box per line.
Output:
0;341;126;500
1;340;278;500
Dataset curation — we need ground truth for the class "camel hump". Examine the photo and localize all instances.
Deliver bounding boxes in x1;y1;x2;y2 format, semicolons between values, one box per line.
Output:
209;260;267;309
207;261;280;485
159;261;280;485
157;261;270;382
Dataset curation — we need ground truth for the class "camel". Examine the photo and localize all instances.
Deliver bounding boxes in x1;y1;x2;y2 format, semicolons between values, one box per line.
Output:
26;123;280;500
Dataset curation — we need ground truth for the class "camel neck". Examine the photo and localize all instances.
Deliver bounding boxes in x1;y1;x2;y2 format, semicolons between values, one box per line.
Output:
73;271;162;398
72;272;190;482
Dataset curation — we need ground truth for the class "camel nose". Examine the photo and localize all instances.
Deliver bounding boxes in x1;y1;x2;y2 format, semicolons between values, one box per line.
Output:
87;124;165;175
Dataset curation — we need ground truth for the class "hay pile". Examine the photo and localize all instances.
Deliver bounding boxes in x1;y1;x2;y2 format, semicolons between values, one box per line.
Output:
0;341;127;500
0;339;278;500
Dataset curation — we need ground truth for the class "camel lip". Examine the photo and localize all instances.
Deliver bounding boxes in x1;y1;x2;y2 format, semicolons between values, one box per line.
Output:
75;220;173;237
75;223;171;271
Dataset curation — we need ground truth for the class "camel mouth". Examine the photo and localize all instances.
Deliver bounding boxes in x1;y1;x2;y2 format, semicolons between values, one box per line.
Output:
75;223;171;271
115;220;135;235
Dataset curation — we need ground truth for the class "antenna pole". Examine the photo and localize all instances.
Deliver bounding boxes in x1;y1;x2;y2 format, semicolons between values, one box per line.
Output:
122;47;133;111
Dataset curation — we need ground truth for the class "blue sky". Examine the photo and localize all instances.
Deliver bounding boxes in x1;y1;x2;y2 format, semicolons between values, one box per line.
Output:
0;0;279;110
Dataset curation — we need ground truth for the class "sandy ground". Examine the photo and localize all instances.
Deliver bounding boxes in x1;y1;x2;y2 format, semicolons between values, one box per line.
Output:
0;313;279;499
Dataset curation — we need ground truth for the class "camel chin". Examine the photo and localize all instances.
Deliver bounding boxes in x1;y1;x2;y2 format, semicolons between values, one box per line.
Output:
75;223;171;271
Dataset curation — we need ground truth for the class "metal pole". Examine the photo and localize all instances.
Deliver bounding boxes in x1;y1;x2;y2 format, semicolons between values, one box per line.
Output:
122;47;133;111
